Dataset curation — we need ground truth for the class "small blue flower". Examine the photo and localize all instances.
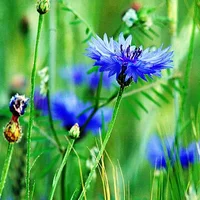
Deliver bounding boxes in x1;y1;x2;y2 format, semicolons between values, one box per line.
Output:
35;91;113;136
51;92;112;135
34;89;48;115
9;93;29;116
179;142;198;168
147;135;174;169
86;33;173;84
147;135;199;169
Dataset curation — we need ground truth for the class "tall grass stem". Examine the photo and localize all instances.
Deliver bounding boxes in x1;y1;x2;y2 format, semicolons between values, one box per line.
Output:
49;139;75;200
0;143;14;197
78;86;124;200
26;14;44;200
49;0;56;93
175;5;196;137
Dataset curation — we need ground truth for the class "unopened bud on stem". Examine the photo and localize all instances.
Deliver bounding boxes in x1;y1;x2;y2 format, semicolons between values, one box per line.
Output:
69;123;80;139
36;0;50;14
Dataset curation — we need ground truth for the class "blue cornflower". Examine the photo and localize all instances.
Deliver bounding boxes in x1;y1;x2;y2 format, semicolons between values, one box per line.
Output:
147;135;199;169
34;90;113;135
147;135;175;168
51;92;112;135
59;65;115;90
86;33;173;86
179;142;198;168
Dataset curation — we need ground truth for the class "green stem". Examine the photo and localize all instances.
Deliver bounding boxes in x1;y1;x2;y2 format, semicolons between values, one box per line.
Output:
175;6;196;137
181;17;196;114
80;73;103;134
26;14;43;200
0;0;8;106
60;164;66;200
77;86;124;200
0;143;14;197
47;89;63;152
49;0;56;93
61;3;95;36
49;139;75;200
166;0;179;124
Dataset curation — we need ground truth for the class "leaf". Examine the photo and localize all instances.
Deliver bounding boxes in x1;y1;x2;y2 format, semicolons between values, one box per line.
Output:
141;91;161;107
169;80;183;94
87;66;99;74
151;88;170;103
133;98;148;113
82;32;93;43
161;83;174;97
85;27;90;34
62;6;72;12
70;19;82;25
138;27;154;40
149;27;159;37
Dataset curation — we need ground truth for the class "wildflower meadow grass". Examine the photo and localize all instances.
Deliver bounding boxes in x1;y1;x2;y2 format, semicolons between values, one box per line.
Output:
0;0;199;199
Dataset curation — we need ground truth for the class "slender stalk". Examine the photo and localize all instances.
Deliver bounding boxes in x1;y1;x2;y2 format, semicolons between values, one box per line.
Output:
80;73;103;134
49;0;56;93
47;89;63;152
0;143;14;197
60;164;66;200
175;6;196;137
0;0;8;106
49;139;75;200
78;86;124;200
26;14;43;200
60;3;95;36
181;15;196;115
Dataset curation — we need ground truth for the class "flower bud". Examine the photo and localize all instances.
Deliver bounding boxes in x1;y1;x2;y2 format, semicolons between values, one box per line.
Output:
69;123;80;139
4;120;22;143
122;8;138;27
36;0;50;15
9;94;29;117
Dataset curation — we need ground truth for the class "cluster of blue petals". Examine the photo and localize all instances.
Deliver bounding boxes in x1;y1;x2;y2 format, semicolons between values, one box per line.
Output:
34;89;49;115
34;90;112;135
59;64;115;90
147;135;199;169
86;33;173;82
9;94;29;116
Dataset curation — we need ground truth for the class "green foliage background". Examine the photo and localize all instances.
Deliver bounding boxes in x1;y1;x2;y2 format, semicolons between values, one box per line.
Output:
0;0;200;199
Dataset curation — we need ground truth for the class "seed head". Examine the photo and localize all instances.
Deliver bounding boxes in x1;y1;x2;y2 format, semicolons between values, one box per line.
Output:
4;120;22;143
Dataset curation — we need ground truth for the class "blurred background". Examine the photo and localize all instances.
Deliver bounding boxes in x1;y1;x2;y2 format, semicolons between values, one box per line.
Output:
0;0;199;199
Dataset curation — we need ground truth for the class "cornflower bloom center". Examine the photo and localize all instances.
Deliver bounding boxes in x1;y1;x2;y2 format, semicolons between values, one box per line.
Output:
120;44;142;62
117;45;142;87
